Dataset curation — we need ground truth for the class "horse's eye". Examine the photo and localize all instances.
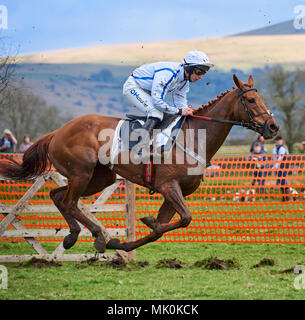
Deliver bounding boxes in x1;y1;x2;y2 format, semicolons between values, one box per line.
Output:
248;98;255;103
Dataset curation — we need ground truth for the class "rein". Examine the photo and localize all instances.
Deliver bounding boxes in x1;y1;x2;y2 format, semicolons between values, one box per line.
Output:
191;88;273;131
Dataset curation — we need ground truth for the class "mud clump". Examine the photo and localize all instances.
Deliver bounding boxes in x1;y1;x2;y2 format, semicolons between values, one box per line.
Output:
193;256;240;270
79;256;127;269
127;260;150;271
252;258;275;268
277;267;294;274
106;257;127;269
22;257;62;268
277;263;303;274
137;261;149;268
85;256;99;264
156;258;183;269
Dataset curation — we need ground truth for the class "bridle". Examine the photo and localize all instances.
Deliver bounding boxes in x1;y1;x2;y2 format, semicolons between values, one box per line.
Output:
191;87;273;133
237;88;273;131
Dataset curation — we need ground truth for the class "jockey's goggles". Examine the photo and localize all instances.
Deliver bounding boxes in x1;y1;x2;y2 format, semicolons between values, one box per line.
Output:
193;66;210;75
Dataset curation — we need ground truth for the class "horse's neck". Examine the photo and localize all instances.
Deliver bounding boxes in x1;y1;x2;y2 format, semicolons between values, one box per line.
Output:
191;90;237;162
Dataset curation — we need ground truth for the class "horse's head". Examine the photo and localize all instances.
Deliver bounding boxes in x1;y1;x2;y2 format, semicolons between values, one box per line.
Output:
232;74;279;139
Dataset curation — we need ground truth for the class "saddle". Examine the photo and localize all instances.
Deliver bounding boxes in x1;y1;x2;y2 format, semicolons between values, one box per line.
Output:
119;113;185;153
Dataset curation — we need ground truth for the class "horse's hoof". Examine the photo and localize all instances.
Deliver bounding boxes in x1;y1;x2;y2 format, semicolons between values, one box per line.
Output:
94;235;106;253
63;233;78;249
140;216;156;230
106;238;121;250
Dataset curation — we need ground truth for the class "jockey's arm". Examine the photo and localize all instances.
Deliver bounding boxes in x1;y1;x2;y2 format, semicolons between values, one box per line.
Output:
172;82;193;116
151;71;192;116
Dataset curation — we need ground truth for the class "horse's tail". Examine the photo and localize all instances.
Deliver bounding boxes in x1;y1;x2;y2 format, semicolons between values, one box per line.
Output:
0;131;56;181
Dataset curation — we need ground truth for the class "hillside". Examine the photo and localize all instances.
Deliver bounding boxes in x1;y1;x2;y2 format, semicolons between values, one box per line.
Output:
13;63;135;118
13;63;251;120
20;34;305;72
234;19;305;36
11;62;279;143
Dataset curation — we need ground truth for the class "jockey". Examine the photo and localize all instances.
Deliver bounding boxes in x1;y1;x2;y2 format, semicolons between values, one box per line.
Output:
122;50;214;144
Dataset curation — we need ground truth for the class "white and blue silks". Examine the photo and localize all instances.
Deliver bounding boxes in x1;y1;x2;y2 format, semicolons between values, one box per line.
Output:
123;62;189;121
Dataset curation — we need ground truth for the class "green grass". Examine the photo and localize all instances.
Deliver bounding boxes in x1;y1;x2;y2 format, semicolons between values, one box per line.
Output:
1;241;305;300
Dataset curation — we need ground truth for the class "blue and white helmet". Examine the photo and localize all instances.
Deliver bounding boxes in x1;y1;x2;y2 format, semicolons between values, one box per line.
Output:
183;50;214;70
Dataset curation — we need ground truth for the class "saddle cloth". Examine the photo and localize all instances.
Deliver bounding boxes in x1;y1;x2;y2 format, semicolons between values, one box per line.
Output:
110;114;184;165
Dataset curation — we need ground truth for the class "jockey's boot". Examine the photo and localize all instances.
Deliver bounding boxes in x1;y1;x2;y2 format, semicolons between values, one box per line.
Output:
137;117;160;156
143;117;160;138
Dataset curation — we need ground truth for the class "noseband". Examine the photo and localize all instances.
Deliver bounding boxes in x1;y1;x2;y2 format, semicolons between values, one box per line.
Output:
191;87;273;133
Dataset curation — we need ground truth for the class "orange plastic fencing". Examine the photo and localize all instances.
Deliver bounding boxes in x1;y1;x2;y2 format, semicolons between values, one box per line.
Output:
0;153;304;244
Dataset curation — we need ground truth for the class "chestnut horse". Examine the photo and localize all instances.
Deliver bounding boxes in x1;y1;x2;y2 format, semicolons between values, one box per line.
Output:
0;74;279;252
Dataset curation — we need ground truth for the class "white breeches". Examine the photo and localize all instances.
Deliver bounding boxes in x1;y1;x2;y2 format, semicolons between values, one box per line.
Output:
122;76;164;121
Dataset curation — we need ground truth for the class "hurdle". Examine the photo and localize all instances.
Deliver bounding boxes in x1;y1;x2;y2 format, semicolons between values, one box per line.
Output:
0;171;136;263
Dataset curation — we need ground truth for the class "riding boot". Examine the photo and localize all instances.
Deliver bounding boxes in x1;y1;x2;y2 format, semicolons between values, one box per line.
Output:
137;117;160;155
143;117;160;137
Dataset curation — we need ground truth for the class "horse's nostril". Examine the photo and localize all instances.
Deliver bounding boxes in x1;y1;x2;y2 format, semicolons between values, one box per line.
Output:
269;124;278;132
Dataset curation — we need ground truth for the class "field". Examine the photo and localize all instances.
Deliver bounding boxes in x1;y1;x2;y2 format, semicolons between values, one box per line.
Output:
1;241;305;300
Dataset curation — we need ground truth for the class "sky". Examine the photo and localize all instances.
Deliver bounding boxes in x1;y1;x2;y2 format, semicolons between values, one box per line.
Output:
0;0;303;54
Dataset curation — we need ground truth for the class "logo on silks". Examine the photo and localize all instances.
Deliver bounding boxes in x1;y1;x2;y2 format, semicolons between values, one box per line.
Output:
130;89;149;108
130;89;139;98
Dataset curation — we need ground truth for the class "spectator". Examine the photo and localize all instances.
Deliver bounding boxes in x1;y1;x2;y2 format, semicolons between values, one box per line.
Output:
251;142;266;155
250;135;265;153
249;142;267;195
0;129;17;153
272;136;289;201
205;163;221;178
19;135;33;153
273;136;289;157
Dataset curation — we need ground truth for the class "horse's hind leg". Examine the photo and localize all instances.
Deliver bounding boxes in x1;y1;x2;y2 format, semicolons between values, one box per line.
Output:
50;186;81;249
51;163;116;251
60;172;110;252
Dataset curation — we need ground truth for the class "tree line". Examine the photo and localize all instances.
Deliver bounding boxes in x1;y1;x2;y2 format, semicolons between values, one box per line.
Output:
264;66;305;153
0;85;73;147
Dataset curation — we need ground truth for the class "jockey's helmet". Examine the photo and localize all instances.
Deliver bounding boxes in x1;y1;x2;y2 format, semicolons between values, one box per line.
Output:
183;50;214;75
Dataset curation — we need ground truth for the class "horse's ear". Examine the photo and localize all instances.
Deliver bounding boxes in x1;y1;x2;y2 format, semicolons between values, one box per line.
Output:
248;75;254;87
233;74;242;88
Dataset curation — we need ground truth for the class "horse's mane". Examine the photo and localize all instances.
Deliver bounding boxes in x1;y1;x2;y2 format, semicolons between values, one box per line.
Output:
193;87;236;114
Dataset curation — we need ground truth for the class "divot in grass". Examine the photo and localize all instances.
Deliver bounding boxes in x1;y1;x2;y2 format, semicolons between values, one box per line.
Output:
156;258;183;269
252;258;275;268
193;256;240;270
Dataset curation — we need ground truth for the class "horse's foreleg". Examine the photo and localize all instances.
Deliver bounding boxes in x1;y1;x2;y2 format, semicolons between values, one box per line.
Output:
106;180;192;252
106;200;176;252
131;180;191;234
153;179;192;233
